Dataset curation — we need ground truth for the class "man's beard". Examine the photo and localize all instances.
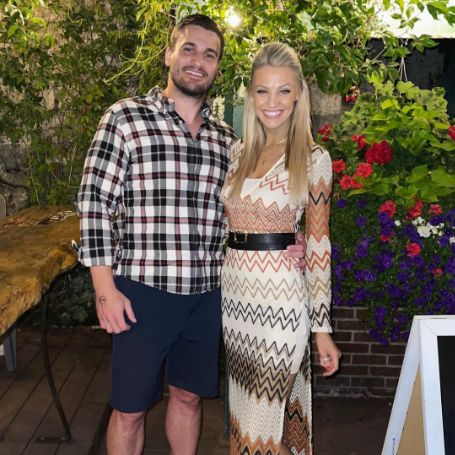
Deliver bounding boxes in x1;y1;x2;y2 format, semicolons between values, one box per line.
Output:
170;67;215;99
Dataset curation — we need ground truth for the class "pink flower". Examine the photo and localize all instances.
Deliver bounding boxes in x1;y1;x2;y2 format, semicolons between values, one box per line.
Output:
318;123;332;143
332;160;346;173
350;178;363;189
355;162;373;178
429;204;443;215
406;243;421;257
352;134;367;150
340;175;355;190
449;125;455;140
365;140;393;165
433;268;443;277
379;200;397;219
407;200;423;219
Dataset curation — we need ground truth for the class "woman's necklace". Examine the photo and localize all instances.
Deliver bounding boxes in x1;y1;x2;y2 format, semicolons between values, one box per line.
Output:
257;139;286;168
264;137;287;148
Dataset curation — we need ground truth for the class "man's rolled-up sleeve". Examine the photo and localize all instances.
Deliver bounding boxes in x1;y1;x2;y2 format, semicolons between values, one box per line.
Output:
77;108;129;267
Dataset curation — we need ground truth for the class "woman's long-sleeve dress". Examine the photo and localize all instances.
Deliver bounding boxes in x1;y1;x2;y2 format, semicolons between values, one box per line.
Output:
221;141;333;455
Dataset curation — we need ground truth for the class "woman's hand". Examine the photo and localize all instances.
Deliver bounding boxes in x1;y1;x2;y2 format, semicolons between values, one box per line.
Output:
315;332;341;377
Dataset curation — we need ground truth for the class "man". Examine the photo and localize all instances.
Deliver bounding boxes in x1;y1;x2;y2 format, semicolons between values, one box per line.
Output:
77;13;305;455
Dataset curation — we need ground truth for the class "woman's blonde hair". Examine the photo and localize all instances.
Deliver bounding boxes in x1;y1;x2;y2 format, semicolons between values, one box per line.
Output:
226;42;313;205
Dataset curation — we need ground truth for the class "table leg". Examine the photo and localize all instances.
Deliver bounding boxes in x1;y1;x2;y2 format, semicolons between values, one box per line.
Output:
36;292;72;443
3;325;17;372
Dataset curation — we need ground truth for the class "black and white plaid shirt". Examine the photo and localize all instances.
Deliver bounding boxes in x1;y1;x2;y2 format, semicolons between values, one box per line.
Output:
77;87;238;294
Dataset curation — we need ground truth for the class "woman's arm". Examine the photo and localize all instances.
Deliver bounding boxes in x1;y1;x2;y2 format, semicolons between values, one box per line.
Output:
305;147;341;375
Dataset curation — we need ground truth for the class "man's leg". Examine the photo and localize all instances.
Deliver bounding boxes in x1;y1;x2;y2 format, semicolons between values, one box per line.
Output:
165;385;202;455
165;288;222;454
106;410;146;455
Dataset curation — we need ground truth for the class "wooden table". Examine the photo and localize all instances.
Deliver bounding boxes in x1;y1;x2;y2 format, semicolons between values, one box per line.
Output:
0;206;79;338
0;205;80;443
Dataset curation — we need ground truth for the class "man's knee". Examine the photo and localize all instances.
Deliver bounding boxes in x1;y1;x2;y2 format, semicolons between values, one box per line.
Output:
111;409;146;432
169;385;201;410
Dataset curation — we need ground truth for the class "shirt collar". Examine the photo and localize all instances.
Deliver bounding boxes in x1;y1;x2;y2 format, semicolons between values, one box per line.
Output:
147;86;212;120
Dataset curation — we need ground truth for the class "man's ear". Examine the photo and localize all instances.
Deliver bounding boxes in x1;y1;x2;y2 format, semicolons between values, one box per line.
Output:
164;47;171;68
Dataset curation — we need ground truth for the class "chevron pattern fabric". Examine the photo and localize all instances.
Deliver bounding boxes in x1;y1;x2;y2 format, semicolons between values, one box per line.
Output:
221;145;333;454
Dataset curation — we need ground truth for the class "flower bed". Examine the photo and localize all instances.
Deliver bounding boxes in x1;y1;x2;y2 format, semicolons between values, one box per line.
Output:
320;77;455;346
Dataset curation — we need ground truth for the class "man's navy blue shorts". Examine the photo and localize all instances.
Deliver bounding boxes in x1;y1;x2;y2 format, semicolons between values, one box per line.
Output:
110;276;222;413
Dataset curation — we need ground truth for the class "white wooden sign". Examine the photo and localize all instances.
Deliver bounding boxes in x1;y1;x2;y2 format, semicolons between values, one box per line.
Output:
382;315;455;455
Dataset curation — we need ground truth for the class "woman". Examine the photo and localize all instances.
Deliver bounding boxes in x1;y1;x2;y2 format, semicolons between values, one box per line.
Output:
221;42;341;455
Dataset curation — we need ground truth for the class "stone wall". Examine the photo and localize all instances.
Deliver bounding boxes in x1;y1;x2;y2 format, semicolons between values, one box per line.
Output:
0;138;28;214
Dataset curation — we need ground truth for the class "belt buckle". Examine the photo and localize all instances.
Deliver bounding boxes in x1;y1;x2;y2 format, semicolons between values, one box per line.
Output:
234;232;248;243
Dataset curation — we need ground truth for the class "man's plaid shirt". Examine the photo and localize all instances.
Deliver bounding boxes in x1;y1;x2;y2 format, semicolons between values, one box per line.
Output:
77;87;238;294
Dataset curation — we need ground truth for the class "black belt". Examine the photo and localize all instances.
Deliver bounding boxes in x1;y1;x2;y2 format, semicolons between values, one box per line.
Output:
227;232;295;251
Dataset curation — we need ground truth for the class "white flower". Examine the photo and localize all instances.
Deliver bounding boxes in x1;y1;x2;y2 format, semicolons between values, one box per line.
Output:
412;216;425;226
450;237;455;244
395;220;401;227
417;225;432;238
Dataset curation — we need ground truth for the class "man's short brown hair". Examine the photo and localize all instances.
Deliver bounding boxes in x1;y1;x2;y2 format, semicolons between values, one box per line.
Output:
169;13;225;61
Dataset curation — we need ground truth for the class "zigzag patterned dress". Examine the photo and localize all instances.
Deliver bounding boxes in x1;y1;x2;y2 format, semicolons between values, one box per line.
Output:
221;142;333;455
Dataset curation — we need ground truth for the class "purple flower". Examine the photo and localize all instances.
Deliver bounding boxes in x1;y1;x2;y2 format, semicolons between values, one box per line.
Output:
336;199;347;209
439;235;450;247
356;215;367;228
445;258;455;275
334;264;344;281
370;327;388;345
429;215;444;226
352;287;371;304
354;269;377;282
376;250;394;270
403;224;421;244
333;294;346;306
390;325;400;342
355;238;370;259
357;198;368;209
386;284;403;299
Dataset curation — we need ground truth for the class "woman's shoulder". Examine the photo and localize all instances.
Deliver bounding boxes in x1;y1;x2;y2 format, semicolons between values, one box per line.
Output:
311;143;331;163
310;143;332;181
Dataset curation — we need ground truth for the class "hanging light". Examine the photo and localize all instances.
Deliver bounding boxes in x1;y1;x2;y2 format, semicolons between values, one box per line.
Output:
225;7;242;29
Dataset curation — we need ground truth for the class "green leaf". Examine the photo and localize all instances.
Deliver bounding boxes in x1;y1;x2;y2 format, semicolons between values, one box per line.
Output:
431;169;455;187
349;188;367;195
407;165;428;183
396;187;417;199
381;99;397;109
369;183;391;195
7;24;19;38
419;187;438;201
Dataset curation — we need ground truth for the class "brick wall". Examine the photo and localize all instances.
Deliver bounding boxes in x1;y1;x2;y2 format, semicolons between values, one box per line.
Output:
312;306;406;397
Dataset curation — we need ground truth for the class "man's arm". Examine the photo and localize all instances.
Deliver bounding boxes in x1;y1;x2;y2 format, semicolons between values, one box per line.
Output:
90;266;136;334
285;231;307;270
77;107;135;333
